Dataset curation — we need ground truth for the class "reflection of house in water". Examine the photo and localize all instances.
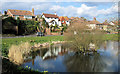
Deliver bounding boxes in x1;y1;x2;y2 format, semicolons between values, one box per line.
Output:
41;44;68;60
23;44;68;65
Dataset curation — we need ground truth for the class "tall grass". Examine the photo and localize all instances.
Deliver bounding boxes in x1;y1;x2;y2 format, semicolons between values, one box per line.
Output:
8;42;32;65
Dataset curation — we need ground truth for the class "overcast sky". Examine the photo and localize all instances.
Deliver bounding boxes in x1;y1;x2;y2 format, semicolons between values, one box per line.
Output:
1;0;119;22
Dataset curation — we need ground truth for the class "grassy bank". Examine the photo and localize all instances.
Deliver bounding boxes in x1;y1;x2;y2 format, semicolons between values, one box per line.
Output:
2;36;63;73
2;34;119;57
103;34;119;41
2;36;63;57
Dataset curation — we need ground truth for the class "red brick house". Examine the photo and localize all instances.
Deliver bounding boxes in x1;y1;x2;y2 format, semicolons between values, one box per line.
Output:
6;8;35;20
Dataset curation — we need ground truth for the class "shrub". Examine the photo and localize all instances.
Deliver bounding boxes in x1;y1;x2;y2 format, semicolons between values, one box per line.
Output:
8;42;32;65
64;20;105;52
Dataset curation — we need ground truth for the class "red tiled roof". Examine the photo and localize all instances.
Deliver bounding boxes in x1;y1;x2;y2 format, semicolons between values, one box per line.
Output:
43;13;59;18
59;16;65;21
103;22;110;25
112;21;120;25
59;16;66;24
8;9;35;16
64;16;69;21
89;20;101;24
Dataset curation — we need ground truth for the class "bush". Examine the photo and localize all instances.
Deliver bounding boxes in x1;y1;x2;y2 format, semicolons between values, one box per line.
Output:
64;20;105;52
8;42;32;65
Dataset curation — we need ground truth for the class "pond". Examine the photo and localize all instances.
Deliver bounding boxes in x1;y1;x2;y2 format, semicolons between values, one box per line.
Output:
21;41;119;72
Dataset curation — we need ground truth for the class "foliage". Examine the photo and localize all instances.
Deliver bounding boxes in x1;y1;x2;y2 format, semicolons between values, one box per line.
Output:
2;17;39;35
63;25;67;32
64;21;105;52
42;18;48;28
2;58;40;73
2;17;17;34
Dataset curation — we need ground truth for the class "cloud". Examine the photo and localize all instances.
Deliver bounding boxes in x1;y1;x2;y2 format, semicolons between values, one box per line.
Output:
1;2;118;22
32;3;52;11
1;0;120;2
49;4;118;17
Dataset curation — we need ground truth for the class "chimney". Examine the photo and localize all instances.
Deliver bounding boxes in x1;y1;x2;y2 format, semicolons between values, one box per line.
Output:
54;12;56;15
32;8;34;15
94;17;96;20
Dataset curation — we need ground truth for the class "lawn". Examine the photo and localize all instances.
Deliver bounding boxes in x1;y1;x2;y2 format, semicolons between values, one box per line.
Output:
103;34;119;41
2;34;119;57
2;36;63;57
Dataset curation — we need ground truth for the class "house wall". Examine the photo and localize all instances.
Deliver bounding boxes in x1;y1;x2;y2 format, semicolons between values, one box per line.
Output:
66;21;70;26
58;21;62;26
109;22;115;26
24;15;32;19
42;15;59;26
103;25;108;31
87;24;96;29
14;15;19;19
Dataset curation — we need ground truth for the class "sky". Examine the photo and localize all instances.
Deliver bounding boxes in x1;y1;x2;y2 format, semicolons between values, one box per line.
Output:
1;0;119;22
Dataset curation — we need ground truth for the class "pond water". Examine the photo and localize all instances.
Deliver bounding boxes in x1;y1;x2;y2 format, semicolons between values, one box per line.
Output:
21;41;119;72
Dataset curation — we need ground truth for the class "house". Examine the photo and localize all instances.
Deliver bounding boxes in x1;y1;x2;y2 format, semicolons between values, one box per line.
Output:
109;21;116;26
63;16;70;26
6;8;35;20
87;17;102;29
102;21;110;31
59;16;70;26
42;13;61;26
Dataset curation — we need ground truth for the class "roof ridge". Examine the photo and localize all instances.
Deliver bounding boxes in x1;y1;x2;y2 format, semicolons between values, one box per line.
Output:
43;13;58;16
8;9;31;12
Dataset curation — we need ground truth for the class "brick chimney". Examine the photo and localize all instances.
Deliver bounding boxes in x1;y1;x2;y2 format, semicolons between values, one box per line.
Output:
32;8;34;15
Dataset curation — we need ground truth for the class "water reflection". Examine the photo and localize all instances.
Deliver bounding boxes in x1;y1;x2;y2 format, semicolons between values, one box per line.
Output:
22;41;118;72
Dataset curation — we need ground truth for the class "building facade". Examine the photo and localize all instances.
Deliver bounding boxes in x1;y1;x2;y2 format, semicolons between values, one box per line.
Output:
42;13;61;26
7;8;35;20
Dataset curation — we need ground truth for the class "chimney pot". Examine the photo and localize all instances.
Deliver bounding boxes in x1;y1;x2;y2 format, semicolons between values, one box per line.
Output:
55;12;56;15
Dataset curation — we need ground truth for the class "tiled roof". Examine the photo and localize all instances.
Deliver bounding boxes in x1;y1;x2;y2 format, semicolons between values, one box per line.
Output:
64;16;69;21
43;13;59;18
112;21;120;25
87;17;101;24
59;16;65;21
8;9;34;16
89;20;101;24
59;16;66;24
103;22;110;25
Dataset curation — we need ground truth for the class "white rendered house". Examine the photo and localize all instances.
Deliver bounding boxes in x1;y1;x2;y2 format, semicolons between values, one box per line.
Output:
42;13;62;26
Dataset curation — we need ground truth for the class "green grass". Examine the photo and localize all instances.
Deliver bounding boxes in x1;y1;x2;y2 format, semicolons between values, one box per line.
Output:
2;36;63;57
2;34;119;57
103;34;119;41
